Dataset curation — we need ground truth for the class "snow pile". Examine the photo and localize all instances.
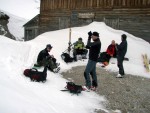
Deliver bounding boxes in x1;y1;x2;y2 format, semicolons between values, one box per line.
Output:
0;22;150;113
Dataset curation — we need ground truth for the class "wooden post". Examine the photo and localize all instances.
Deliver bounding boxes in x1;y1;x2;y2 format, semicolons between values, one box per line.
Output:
68;6;72;55
68;27;72;54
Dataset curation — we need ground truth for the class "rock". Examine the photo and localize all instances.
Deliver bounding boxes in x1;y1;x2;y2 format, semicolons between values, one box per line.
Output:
0;11;15;39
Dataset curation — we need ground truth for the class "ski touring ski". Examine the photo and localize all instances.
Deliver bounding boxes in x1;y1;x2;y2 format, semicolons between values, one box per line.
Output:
142;54;150;72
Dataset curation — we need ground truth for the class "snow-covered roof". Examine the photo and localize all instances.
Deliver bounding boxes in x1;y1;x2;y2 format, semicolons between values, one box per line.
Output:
0;11;9;20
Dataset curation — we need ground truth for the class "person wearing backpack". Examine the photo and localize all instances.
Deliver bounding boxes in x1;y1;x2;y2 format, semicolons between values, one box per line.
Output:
35;44;59;72
84;31;101;91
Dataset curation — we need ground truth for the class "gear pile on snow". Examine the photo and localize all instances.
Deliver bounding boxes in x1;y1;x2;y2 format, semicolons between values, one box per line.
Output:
23;66;47;82
61;82;83;95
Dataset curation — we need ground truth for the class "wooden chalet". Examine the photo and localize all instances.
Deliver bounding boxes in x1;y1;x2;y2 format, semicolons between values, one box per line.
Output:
23;14;39;41
24;0;150;42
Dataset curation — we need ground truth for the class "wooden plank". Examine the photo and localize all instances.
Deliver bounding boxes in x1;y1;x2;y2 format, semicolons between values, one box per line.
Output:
142;54;150;72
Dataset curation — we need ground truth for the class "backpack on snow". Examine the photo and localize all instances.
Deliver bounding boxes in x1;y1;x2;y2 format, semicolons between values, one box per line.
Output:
23;66;47;82
61;53;74;63
62;82;83;95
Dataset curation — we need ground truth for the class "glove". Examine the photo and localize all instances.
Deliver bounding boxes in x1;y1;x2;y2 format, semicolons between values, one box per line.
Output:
46;55;51;60
85;45;90;49
88;31;92;40
115;43;118;47
88;31;92;36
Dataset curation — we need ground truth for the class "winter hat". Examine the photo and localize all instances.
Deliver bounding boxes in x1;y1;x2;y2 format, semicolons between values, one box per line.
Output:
122;34;127;40
46;44;52;49
92;32;99;37
78;37;82;41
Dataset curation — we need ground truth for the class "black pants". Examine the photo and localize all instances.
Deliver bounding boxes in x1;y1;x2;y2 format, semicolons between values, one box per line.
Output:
98;52;111;63
117;57;125;75
38;57;57;70
73;49;88;61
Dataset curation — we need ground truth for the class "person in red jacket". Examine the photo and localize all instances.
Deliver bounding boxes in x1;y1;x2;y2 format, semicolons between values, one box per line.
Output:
98;40;117;66
106;40;117;57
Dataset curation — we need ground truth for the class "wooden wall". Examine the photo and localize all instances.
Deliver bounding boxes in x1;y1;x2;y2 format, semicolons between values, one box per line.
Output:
39;0;150;42
40;0;150;11
40;0;113;11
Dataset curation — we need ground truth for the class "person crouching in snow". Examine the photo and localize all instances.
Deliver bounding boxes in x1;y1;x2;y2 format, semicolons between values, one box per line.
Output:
98;40;117;67
106;40;117;58
73;37;88;61
35;44;60;72
103;40;117;66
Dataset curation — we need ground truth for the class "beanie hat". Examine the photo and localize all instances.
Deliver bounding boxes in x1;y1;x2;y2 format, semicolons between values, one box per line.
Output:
122;34;127;40
46;44;52;49
92;32;99;37
78;37;82;41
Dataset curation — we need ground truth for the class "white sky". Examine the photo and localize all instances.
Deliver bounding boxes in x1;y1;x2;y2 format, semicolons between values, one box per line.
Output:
0;0;40;19
0;22;150;113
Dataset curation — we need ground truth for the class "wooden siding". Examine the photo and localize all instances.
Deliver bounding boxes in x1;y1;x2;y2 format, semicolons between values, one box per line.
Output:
24;15;39;41
38;0;150;42
40;0;150;11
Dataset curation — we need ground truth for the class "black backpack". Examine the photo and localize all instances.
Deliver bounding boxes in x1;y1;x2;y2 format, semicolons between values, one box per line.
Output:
23;66;47;82
61;53;74;63
63;82;83;95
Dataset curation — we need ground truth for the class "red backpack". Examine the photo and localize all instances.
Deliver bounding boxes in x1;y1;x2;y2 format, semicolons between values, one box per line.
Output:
23;67;47;82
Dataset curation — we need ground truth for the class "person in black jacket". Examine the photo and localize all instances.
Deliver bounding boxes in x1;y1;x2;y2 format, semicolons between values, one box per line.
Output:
116;34;128;78
36;44;59;72
84;31;101;90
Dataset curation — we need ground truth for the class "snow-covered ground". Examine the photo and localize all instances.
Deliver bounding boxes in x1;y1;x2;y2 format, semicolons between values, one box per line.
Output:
0;22;150;113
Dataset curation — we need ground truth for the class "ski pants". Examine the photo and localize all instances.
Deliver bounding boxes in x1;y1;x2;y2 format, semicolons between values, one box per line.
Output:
38;58;57;70
84;60;97;88
73;49;88;61
117;57;125;75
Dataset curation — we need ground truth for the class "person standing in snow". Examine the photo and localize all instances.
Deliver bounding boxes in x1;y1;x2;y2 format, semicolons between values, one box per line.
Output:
116;34;128;78
84;31;101;90
36;44;59;72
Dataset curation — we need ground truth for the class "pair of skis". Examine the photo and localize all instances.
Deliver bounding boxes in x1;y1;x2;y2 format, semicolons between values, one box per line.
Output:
142;54;150;72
